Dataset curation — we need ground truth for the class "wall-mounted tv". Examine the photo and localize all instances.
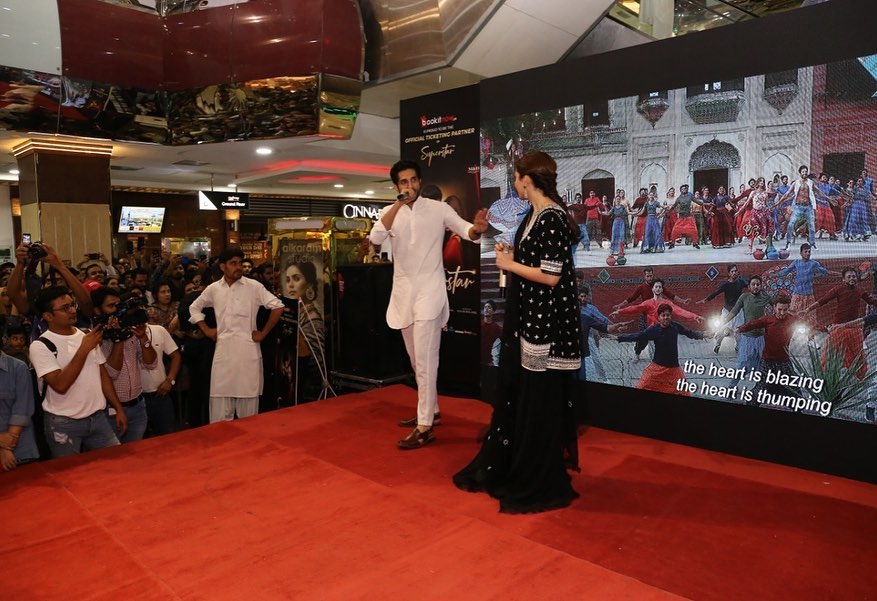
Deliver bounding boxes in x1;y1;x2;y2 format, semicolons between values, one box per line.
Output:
118;206;166;233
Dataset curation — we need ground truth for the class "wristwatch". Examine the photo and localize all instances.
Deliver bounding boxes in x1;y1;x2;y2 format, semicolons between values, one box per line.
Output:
142;341;151;348
169;379;176;386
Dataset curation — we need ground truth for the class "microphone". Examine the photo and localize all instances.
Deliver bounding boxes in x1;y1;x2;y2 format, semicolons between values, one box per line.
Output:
396;192;409;201
497;243;509;297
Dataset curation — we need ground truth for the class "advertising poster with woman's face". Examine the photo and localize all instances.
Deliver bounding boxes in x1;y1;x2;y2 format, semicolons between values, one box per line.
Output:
275;236;327;405
278;238;324;317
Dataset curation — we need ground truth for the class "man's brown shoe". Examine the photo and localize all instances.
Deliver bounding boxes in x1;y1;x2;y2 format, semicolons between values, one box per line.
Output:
397;413;441;428
397;427;435;450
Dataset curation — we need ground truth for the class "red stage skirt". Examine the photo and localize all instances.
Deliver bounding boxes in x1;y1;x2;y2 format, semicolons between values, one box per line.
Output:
637;363;689;396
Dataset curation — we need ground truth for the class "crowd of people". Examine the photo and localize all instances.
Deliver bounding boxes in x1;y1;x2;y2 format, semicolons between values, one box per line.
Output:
567;167;877;255
3;154;874;519
0;241;284;470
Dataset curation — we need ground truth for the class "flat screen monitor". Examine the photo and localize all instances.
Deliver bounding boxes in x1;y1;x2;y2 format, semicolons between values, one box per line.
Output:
118;206;166;234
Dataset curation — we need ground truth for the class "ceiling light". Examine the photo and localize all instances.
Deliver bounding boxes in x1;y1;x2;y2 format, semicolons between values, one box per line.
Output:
228;183;237;187
365;190;375;195
256;147;273;155
333;184;344;188
9;169;19;175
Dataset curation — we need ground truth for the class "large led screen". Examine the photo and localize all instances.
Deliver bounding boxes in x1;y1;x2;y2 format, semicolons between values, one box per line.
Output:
479;55;877;426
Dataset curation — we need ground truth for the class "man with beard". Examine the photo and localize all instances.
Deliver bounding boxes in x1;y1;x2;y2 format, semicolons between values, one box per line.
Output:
717;274;772;387
369;160;488;449
803;267;877;379
189;246;284;423
697;264;749;353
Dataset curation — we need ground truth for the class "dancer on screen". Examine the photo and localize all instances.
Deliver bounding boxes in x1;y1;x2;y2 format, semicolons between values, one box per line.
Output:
612;304;710;396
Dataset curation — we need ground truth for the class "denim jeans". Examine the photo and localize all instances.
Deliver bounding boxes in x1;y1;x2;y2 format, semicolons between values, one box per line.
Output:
44;410;120;458
145;392;175;436
107;398;148;443
787;204;815;245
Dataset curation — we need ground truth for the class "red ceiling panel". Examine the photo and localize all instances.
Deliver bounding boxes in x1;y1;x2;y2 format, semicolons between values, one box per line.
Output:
58;0;164;89
56;0;362;91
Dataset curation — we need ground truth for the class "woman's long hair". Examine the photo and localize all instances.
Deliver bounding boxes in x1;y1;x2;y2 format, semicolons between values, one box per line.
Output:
514;151;581;243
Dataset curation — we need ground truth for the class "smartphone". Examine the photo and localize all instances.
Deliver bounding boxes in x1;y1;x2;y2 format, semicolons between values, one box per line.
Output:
87;252;101;260
22;233;31;244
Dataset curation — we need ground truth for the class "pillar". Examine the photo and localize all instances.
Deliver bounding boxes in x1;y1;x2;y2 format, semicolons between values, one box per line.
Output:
14;139;114;264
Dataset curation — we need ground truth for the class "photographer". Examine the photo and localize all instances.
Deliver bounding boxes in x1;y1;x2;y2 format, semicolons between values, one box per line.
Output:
30;287;127;458
92;288;158;443
7;241;94;337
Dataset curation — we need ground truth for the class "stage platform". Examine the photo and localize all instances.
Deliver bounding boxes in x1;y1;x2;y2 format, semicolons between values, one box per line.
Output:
3;385;876;600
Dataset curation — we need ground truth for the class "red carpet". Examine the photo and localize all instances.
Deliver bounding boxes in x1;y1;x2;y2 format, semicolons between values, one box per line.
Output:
3;385;876;600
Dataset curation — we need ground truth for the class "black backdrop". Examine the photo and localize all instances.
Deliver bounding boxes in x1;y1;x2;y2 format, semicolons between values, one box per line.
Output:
476;0;877;482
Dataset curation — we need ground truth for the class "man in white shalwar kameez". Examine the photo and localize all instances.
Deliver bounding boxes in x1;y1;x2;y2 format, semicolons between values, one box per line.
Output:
370;160;489;449
189;247;284;423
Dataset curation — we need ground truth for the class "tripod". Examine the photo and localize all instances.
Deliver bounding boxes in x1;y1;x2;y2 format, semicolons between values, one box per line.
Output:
294;299;336;404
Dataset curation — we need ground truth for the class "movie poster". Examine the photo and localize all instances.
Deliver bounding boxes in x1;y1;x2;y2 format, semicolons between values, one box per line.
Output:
399;85;482;395
480;54;877;425
274;235;327;405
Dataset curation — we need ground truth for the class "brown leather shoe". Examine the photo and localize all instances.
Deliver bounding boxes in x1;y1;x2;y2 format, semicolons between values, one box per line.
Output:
397;427;435;450
397;413;441;428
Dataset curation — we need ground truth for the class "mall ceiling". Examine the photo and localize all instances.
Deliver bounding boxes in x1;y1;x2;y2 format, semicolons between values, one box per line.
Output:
0;0;814;202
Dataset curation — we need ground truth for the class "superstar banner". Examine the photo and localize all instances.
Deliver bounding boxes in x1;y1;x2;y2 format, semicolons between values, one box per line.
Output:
400;85;482;396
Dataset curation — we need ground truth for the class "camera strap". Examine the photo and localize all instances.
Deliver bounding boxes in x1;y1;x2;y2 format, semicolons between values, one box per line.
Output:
33;329;85;402
33;336;57;403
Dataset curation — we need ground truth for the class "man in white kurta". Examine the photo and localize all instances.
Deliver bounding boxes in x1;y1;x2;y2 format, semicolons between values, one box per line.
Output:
370;160;489;449
189;247;284;423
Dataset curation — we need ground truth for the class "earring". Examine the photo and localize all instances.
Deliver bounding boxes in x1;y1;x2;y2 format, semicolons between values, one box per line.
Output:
522;186;529;200
305;287;316;302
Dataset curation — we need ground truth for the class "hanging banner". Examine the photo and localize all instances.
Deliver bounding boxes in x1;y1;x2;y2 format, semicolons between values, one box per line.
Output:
400;85;481;396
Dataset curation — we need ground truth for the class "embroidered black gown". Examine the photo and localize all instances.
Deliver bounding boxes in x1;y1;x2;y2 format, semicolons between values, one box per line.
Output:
453;206;581;513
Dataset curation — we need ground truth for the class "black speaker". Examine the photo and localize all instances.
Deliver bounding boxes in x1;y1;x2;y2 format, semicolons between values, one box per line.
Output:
333;264;409;379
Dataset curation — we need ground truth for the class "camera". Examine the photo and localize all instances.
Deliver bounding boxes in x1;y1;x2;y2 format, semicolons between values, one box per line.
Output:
94;296;149;342
27;242;48;261
25;242;49;273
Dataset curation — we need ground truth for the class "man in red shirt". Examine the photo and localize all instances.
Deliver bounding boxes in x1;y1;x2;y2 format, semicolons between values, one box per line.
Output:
737;294;799;403
804;267;877;378
583;191;604;249
612;268;691;358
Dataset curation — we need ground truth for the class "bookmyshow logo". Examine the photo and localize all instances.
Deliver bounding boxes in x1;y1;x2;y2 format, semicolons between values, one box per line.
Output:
420;114;457;128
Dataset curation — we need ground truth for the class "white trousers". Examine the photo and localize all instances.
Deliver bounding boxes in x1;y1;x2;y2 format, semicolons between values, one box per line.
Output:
400;316;443;427
209;396;258;423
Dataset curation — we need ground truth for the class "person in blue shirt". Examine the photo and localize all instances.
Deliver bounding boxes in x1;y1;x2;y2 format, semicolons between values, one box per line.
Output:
776;243;838;316
0;316;39;470
773;174;791;239
577;285;628;384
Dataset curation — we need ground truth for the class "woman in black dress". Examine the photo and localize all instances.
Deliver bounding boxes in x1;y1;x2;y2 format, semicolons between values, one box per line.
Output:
453;150;582;513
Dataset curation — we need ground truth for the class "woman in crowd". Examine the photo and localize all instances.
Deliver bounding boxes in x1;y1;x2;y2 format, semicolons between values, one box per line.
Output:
103;276;121;292
637;191;665;253
454;150;582;514
740;181;774;253
709;185;736;248
147;280;180;334
607;195;635;255
662;186;677;244
844;177;873;241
